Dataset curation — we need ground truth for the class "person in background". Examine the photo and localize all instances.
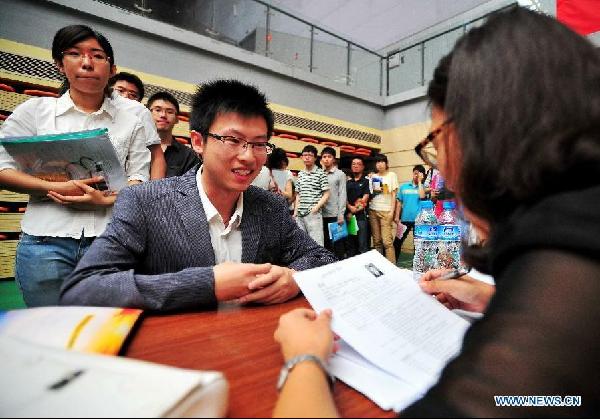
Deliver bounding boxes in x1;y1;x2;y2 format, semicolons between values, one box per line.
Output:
345;157;370;256
109;72;166;179
0;25;150;307
271;7;599;416
267;147;294;205
61;79;335;311
250;163;273;190
393;164;426;259
294;145;330;247
368;154;398;264
424;166;454;217
147;91;200;177
109;71;144;101
320;147;347;260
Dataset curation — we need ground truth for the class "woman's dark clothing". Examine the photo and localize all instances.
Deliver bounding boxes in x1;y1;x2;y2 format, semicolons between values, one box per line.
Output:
404;185;600;417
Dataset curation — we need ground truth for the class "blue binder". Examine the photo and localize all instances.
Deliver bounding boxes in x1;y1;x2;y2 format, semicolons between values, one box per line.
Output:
328;221;349;242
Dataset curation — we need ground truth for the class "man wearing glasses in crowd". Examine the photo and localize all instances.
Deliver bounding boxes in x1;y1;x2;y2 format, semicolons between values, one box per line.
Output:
147;91;200;177
61;79;335;311
109;72;167;179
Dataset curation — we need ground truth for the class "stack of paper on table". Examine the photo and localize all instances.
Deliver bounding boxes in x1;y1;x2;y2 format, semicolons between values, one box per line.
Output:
0;307;228;417
0;335;228;418
294;250;471;412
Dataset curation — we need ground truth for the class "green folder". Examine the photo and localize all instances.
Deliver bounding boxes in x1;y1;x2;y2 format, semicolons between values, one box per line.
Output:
347;215;359;235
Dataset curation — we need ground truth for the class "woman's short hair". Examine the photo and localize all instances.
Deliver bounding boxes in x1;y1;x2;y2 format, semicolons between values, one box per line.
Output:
373;153;388;169
52;25;114;94
441;7;600;226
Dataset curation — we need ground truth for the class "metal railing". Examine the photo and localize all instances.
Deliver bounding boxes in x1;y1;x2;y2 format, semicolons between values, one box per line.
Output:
97;0;521;98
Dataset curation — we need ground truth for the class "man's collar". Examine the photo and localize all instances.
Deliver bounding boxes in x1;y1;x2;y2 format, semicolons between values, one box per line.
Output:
196;165;244;227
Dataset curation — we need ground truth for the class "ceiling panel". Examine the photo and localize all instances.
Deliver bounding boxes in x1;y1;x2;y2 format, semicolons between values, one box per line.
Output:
267;0;495;50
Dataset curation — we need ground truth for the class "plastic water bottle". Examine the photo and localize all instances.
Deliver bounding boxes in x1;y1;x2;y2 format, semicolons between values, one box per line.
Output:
412;200;438;281
437;201;461;270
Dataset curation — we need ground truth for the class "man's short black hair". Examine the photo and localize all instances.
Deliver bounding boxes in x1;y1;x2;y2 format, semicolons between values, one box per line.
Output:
189;79;274;140
413;164;426;176
301;145;318;157
351;156;365;165
109;72;145;100
321;147;336;158
147;91;180;113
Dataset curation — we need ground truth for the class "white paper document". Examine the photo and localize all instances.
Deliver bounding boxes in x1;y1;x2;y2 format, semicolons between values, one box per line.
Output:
0;335;228;418
294;250;470;412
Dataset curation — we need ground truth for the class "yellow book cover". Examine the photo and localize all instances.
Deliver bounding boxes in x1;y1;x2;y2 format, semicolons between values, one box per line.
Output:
0;306;142;355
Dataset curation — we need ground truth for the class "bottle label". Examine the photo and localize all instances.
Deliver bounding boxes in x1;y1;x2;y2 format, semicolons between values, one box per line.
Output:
438;224;461;241
414;225;438;241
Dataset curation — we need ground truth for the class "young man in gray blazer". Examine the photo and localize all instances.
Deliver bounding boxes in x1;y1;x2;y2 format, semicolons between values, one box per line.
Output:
61;79;335;311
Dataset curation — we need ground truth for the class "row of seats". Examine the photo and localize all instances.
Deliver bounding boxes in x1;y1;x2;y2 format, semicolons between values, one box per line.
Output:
0;81;59;98
0;190;28;279
1;80;375;157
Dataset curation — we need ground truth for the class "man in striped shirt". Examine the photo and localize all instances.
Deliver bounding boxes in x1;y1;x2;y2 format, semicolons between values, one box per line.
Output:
293;145;330;246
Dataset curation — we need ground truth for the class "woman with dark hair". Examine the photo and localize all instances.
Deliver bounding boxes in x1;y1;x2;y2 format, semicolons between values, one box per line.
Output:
266;147;294;204
0;25;152;306
271;7;599;417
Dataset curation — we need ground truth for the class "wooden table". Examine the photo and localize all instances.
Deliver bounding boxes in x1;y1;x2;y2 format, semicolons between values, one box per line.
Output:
124;297;396;418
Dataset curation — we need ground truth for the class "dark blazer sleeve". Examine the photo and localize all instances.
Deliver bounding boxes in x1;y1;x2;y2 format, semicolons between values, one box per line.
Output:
60;186;217;311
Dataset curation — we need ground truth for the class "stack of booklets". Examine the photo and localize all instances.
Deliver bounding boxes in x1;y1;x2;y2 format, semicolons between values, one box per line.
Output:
0;306;228;417
294;251;471;412
0;129;128;192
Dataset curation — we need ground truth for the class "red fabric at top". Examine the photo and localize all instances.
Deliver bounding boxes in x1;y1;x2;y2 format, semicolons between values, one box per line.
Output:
557;0;600;35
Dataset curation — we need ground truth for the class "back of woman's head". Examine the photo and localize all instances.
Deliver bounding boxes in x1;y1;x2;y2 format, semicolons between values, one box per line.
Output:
445;7;600;224
267;147;288;170
52;25;114;94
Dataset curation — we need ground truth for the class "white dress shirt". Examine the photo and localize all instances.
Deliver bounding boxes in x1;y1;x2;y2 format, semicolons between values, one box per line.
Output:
0;92;151;238
110;91;160;147
250;165;272;190
196;166;243;263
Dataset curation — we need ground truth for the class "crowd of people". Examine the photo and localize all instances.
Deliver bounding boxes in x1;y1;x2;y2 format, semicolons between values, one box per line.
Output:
0;5;598;416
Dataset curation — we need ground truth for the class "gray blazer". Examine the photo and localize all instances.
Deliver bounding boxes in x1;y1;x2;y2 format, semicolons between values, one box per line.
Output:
60;168;336;311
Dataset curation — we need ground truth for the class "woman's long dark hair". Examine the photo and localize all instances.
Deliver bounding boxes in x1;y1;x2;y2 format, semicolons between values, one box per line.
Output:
52;25;114;94
447;7;600;225
428;7;600;272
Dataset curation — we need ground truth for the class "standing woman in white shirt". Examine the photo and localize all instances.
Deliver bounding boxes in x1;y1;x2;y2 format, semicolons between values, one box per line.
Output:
368;153;399;264
0;25;150;306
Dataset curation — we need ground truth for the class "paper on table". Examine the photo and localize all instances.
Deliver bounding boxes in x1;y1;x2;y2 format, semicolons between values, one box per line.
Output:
294;250;470;411
330;341;424;412
0;334;228;418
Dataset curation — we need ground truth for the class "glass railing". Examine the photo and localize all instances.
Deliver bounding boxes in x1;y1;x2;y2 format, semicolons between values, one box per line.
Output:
96;0;520;98
385;5;518;96
96;0;384;96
